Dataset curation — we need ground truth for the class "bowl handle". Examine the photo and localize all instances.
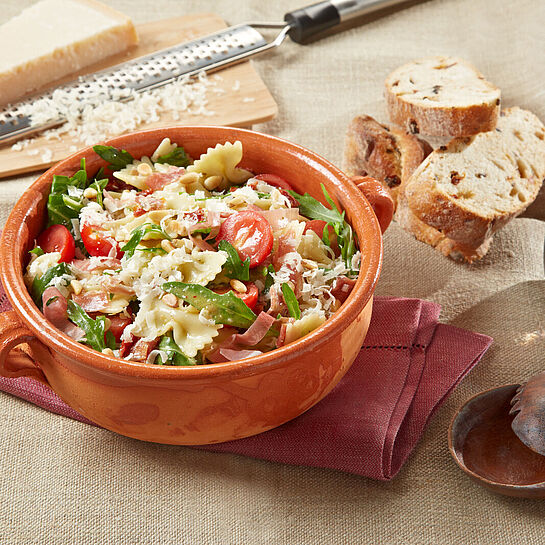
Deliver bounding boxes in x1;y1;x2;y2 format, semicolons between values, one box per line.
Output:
350;176;394;233
0;311;49;385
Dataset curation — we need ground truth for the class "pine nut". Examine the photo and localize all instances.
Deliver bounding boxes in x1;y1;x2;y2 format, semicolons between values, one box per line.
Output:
230;279;247;293
179;172;200;185
83;187;98;199
102;348;114;356
204;175;222;190
163;293;178;307
137;163;152;176
70;280;83;295
160;239;175;252
103;317;111;330
302;259;318;270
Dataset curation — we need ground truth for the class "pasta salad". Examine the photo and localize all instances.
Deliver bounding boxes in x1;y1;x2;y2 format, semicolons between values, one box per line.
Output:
25;139;361;364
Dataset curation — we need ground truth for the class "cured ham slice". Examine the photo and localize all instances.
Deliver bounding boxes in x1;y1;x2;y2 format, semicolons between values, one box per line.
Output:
145;167;186;190
72;290;110;312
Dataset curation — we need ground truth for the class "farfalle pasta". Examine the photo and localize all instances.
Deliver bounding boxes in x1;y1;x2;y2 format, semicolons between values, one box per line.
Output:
24;139;361;365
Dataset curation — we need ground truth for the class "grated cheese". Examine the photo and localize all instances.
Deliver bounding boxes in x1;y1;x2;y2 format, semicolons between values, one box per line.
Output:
12;72;218;152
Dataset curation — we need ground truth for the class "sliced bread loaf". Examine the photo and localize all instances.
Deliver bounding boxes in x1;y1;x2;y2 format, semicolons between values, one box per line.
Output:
343;114;432;207
404;107;545;248
385;56;501;137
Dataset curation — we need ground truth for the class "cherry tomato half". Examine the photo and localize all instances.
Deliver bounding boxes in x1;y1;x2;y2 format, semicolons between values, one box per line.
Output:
36;224;75;263
304;220;340;256
107;314;133;343
80;223;123;258
217;210;273;268
214;283;259;310
253;174;293;191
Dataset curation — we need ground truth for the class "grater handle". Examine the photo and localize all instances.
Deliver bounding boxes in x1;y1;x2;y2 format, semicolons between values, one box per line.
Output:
285;0;412;43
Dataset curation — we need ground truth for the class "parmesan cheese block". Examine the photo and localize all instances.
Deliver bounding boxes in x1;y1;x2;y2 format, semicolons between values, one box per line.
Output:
0;0;138;107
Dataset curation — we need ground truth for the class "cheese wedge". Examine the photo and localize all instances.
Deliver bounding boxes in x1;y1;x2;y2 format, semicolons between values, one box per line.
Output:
0;0;138;107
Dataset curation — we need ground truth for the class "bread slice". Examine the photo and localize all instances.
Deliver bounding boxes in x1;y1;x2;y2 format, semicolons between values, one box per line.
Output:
343;114;432;207
385;56;501;137
395;191;492;263
404;107;545;248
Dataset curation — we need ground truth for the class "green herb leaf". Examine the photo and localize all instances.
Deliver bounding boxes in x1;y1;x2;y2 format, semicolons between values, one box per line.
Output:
263;264;275;294
137;247;168;255
31;263;72;307
281;283;301;320
218;240;250;281
105;330;117;350
88;178;109;208
162;282;256;329
155;146;191;167
66;300;107;352
157;333;196;366
29;247;45;257
93;145;134;171
121;224;171;258
45;296;59;307
287;187;344;225
288;185;358;272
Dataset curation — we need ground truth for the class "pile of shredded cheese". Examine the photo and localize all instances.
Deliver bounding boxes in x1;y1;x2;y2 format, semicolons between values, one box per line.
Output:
12;72;220;155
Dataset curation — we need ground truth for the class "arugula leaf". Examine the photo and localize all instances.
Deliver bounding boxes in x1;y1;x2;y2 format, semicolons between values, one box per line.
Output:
45;296;59;306
88;177;109;208
31;263;71;306
162;282;256;329
157;333;196;366
281;283;301;320
218;240;250;281
105;330;116;350
121;224;171;258
66;300;107;352
287;187;344;225
29;247;45;257
155;146;191;168
137;247;167;255
288;184;358;273
93;145;134;171
262;264;275;294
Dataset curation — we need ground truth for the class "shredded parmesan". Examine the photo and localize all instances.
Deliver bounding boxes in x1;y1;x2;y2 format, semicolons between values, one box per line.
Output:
12;72;218;152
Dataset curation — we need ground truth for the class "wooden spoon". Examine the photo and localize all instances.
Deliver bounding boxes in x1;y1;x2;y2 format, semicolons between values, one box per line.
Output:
510;371;545;456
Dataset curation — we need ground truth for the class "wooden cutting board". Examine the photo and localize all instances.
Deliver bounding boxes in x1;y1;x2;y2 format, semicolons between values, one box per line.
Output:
0;13;277;179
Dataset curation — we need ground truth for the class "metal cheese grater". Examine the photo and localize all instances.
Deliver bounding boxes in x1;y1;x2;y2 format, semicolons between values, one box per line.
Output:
0;0;410;145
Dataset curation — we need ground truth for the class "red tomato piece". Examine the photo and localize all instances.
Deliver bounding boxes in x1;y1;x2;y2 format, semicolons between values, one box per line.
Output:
80;223;123;259
107;314;133;343
216;210;273;268
214;283;259;310
36;224;75;263
304;220;340;256
254;174;293;191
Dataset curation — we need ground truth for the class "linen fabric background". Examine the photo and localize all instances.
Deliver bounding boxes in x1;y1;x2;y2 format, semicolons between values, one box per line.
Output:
1;0;544;543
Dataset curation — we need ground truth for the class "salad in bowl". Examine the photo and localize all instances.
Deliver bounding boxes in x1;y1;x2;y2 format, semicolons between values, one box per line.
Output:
25;138;361;366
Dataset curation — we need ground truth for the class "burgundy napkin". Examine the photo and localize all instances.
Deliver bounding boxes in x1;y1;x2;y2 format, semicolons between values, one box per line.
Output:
0;288;492;480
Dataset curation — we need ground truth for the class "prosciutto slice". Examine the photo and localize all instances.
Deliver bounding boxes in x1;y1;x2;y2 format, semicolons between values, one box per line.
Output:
129;338;159;362
232;312;275;346
42;287;84;341
260;208;300;231
72;290;110;312
219;348;263;361
72;257;121;272
146;166;186;190
331;276;357;303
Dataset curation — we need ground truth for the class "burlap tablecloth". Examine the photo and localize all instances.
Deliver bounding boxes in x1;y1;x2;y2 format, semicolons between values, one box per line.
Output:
1;1;544;543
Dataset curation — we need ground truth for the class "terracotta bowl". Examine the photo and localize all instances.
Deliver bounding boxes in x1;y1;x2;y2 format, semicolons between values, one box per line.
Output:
0;126;393;445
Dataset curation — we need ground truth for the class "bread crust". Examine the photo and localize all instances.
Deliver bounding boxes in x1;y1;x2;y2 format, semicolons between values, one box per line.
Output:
343;115;431;207
404;107;545;247
385;56;500;137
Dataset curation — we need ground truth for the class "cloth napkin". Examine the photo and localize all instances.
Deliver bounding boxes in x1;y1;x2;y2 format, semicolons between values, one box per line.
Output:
0;288;492;481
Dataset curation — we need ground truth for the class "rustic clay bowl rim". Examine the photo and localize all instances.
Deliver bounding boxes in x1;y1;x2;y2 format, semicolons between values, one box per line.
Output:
0;125;383;380
448;384;545;490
